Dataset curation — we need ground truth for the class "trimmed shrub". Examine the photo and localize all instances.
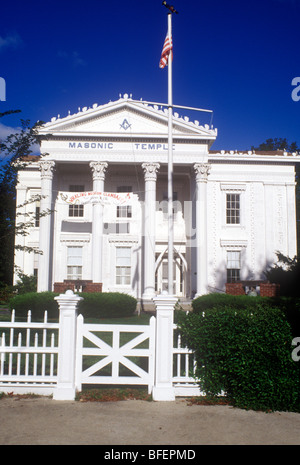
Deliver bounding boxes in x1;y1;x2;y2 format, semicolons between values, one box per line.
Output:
8;291;137;320
179;298;300;412
9;292;59;319
78;292;137;319
192;293;268;313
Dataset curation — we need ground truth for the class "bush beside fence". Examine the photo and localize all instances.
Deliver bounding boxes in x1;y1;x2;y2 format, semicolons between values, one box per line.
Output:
179;295;300;412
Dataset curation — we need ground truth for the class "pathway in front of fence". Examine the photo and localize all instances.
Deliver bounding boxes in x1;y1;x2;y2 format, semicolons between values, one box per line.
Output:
1;396;300;445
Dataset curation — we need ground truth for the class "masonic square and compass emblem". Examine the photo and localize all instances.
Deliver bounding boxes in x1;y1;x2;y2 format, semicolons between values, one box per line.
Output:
120;118;132;130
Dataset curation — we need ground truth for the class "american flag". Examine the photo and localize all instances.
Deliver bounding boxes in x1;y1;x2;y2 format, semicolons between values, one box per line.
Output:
159;33;173;68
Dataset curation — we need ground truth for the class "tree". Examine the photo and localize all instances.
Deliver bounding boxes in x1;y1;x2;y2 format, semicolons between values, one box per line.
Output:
0;112;44;285
251;137;299;153
265;252;300;297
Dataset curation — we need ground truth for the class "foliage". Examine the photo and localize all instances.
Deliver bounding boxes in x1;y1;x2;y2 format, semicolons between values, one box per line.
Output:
0;112;44;285
8;292;59;319
0;282;14;304
191;292;268;313
265;252;300;297
179;295;300;412
14;273;37;295
76;387;152;402
78;292;137;318
251;137;299;153
8;291;137;320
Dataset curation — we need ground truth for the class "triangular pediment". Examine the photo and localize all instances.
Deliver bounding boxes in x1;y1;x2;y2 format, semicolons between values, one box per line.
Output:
39;94;217;140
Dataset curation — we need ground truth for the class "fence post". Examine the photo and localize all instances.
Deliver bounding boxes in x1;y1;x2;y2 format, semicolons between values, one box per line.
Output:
53;290;83;400
152;292;177;401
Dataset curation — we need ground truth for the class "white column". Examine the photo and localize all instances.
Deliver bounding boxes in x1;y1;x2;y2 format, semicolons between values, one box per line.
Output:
53;290;83;400
194;163;211;297
142;162;160;300
152;293;177;401
89;161;108;284
38;160;55;292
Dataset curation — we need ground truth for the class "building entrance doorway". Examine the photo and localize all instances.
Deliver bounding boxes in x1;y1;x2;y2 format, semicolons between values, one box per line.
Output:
155;249;186;297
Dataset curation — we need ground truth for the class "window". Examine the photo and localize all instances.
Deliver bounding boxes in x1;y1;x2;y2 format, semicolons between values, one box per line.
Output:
69;204;84;217
35;201;40;227
116;186;132;218
226;193;240;224
117;205;132;218
67;247;82;280
227;251;241;282
69;185;84;192
69;185;84;217
161;192;178;220
117;186;132;193
116;247;131;285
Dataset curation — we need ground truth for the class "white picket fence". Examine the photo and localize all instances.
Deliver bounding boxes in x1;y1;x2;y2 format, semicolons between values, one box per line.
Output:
172;324;201;396
0;291;201;399
0;310;59;395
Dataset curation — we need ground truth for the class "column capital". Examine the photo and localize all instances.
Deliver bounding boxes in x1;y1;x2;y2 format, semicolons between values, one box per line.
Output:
194;163;211;182
39;160;55;180
142;162;160;181
89;161;108;181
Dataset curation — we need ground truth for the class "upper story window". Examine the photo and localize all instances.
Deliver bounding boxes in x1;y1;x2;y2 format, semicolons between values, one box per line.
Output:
35;201;40;227
70;185;84;192
69;185;85;218
69;204;84;217
117;205;132;218
226;193;240;224
116;186;132;219
161;191;178;220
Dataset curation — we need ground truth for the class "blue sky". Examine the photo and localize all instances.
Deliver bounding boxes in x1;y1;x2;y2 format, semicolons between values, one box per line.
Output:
0;0;300;151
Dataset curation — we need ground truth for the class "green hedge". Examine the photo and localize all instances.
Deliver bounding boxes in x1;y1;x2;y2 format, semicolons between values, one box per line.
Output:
179;296;300;412
77;292;137;318
8;292;59;319
9;291;137;320
192;292;268;312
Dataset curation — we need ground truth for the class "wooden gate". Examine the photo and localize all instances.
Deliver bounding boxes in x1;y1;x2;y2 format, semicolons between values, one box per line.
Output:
75;315;156;394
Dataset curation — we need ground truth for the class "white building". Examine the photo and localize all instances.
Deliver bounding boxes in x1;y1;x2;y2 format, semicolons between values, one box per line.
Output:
14;93;300;301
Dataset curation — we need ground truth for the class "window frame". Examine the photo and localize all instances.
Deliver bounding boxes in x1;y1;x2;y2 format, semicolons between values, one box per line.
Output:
226;193;240;225
226;250;241;283
221;184;246;228
115;246;131;286
67;246;83;280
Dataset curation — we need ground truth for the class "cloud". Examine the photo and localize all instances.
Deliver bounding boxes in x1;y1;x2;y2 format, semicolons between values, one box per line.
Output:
0;32;23;52
0;123;40;159
0;122;20;140
57;50;86;67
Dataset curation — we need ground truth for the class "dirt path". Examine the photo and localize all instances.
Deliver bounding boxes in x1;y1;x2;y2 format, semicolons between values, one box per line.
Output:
1;396;300;446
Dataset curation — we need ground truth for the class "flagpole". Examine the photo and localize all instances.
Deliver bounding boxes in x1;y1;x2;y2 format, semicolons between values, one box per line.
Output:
167;11;174;296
